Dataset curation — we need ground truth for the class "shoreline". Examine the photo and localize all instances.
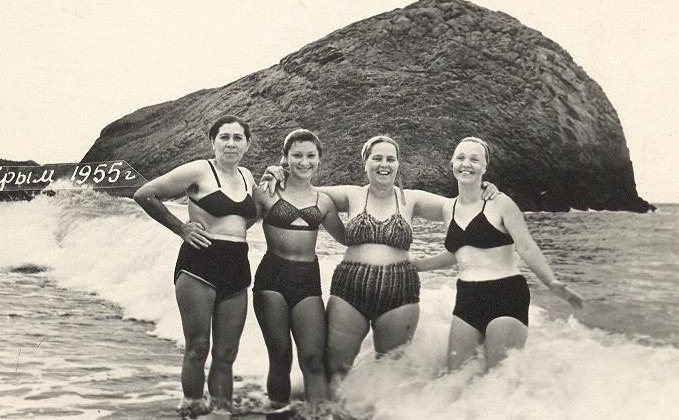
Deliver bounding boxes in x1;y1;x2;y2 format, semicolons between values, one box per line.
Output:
0;272;270;420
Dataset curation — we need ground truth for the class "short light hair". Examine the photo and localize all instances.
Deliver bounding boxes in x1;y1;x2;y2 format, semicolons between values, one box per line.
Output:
361;136;400;161
457;136;490;164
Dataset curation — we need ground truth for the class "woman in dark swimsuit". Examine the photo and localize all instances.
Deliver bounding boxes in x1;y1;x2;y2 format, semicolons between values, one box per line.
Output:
134;115;257;417
414;137;584;372
252;129;344;409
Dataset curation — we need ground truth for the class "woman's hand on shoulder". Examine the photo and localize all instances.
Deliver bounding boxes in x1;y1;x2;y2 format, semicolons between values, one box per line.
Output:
259;165;288;195
481;181;501;200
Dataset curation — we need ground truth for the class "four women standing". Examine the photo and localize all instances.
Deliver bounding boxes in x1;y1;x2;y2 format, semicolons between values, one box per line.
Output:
134;117;584;416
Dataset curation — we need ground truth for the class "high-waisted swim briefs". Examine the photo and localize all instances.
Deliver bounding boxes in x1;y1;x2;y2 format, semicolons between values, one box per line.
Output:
174;239;251;303
453;274;530;333
253;251;322;309
330;260;420;322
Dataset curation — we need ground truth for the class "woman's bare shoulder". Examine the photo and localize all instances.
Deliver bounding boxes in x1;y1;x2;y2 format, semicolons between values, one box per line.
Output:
488;193;521;215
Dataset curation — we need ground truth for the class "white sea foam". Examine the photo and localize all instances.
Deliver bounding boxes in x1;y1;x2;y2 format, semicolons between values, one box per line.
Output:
1;193;678;419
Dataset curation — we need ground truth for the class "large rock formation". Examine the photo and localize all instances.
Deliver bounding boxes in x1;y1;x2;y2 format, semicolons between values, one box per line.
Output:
82;0;652;212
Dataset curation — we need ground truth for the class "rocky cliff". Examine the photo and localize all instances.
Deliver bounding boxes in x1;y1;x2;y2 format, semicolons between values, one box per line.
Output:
81;0;652;212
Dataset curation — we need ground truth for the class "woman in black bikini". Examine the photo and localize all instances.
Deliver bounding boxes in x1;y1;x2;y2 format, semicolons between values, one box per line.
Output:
252;129;344;408
414;137;584;372
134;115;256;417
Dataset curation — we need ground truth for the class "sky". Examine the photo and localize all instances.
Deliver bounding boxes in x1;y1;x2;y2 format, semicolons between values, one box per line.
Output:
1;0;677;203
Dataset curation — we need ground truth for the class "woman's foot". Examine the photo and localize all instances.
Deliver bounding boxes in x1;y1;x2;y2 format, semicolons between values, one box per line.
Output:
264;399;294;414
176;396;212;419
202;407;232;419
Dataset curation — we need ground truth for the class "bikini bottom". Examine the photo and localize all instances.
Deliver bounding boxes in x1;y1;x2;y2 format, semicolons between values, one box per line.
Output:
453;274;530;333
253;251;321;309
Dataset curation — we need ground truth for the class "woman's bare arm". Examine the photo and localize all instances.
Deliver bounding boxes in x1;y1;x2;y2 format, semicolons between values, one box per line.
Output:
500;195;584;309
133;161;212;248
319;193;346;245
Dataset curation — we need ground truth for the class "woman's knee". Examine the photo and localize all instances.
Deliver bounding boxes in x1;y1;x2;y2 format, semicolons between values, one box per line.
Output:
185;336;211;361
265;341;293;371
298;351;324;375
269;358;293;375
325;351;353;376
211;342;240;365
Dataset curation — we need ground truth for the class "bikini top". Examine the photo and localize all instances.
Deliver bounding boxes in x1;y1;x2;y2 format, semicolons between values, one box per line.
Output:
444;198;514;253
188;160;257;219
344;189;413;251
263;190;323;231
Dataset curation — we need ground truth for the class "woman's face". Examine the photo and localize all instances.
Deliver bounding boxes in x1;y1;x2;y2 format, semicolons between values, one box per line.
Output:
212;122;249;164
285;141;320;180
365;141;399;186
450;141;487;183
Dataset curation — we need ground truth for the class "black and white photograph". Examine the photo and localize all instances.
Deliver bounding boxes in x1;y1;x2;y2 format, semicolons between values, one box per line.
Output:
1;1;677;419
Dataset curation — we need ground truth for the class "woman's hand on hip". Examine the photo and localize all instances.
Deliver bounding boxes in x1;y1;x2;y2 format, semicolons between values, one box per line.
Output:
179;221;213;248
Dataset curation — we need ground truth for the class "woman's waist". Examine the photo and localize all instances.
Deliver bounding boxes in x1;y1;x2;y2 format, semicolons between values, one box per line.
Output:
264;248;317;263
209;233;247;243
190;218;247;242
343;244;410;265
456;266;522;282
263;226;318;258
454;247;517;276
188;201;252;220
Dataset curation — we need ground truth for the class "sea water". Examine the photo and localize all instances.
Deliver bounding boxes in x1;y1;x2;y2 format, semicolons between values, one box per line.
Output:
1;188;677;419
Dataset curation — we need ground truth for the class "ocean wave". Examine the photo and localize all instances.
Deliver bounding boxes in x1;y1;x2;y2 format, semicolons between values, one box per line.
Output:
2;193;678;419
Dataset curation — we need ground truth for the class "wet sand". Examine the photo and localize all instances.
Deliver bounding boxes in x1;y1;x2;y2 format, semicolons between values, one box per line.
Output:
0;272;266;420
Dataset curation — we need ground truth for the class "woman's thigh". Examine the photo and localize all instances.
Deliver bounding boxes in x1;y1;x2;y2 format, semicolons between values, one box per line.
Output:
372;303;420;355
291;296;326;358
211;291;248;361
175;274;216;341
326;296;369;369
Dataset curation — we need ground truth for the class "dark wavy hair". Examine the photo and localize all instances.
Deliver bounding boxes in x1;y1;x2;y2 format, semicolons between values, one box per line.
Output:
208;115;251;142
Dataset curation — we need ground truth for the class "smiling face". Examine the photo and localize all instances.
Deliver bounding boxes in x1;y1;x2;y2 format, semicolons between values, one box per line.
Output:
212;122;250;164
450;141;488;183
285;140;320;180
365;141;399;186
